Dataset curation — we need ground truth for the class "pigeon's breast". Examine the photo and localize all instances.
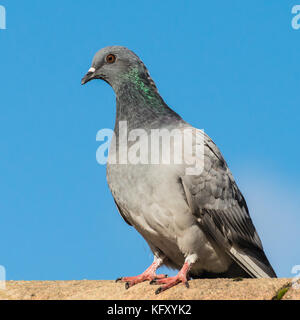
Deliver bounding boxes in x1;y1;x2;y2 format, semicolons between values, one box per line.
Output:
107;162;189;252
106;162;189;229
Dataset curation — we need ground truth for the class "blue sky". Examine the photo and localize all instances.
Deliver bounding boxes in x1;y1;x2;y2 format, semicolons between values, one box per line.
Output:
0;1;299;280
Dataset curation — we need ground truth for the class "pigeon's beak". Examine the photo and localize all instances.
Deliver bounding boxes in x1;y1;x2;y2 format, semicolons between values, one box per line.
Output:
81;67;96;85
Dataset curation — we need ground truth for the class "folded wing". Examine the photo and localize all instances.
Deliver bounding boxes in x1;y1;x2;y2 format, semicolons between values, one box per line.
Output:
181;130;276;278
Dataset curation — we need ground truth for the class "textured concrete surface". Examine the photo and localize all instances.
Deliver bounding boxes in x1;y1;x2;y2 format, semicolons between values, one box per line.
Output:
0;278;298;300
282;281;300;300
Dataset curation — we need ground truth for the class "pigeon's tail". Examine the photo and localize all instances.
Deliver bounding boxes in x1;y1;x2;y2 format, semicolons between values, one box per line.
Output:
230;246;277;278
191;248;277;279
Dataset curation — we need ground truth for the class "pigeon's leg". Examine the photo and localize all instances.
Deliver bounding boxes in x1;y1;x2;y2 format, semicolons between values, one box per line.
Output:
152;256;195;294
116;256;166;289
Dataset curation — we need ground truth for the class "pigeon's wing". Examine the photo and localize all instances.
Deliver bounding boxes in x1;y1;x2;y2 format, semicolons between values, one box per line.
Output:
113;199;132;226
180;131;276;278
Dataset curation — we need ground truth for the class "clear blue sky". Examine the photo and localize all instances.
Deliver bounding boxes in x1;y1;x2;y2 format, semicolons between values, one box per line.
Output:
0;0;299;280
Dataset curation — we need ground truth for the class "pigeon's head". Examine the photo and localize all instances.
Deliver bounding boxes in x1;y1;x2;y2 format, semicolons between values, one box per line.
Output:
81;46;154;91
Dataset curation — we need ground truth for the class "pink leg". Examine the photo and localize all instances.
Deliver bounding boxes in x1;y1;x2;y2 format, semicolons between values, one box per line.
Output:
152;262;190;295
116;258;167;289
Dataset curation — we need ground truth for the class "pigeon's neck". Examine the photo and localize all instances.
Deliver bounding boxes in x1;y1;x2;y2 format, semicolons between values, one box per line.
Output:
113;67;182;133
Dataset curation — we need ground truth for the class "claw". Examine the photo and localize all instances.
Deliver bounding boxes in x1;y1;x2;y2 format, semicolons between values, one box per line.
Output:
115;260;168;289
155;287;163;295
233;277;243;282
151;261;190;294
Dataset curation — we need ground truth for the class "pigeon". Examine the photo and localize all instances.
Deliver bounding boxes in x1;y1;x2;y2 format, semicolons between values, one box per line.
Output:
81;46;277;294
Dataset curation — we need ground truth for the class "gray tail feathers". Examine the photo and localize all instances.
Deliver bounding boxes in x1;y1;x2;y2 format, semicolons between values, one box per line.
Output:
232;246;277;278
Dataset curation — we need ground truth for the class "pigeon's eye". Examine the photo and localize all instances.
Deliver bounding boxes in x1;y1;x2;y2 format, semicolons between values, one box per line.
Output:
106;54;116;64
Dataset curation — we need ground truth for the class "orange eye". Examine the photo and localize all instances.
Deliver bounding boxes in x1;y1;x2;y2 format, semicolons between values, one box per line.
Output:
106;54;116;64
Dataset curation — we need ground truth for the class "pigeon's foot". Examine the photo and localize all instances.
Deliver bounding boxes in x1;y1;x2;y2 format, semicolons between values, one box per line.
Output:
116;260;167;289
152;262;190;295
117;273;167;289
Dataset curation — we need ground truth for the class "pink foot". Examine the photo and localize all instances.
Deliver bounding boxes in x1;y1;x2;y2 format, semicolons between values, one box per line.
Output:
116;261;167;289
151;262;190;294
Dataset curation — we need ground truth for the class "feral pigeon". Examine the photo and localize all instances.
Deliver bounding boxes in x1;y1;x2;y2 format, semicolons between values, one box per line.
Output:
81;46;276;294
